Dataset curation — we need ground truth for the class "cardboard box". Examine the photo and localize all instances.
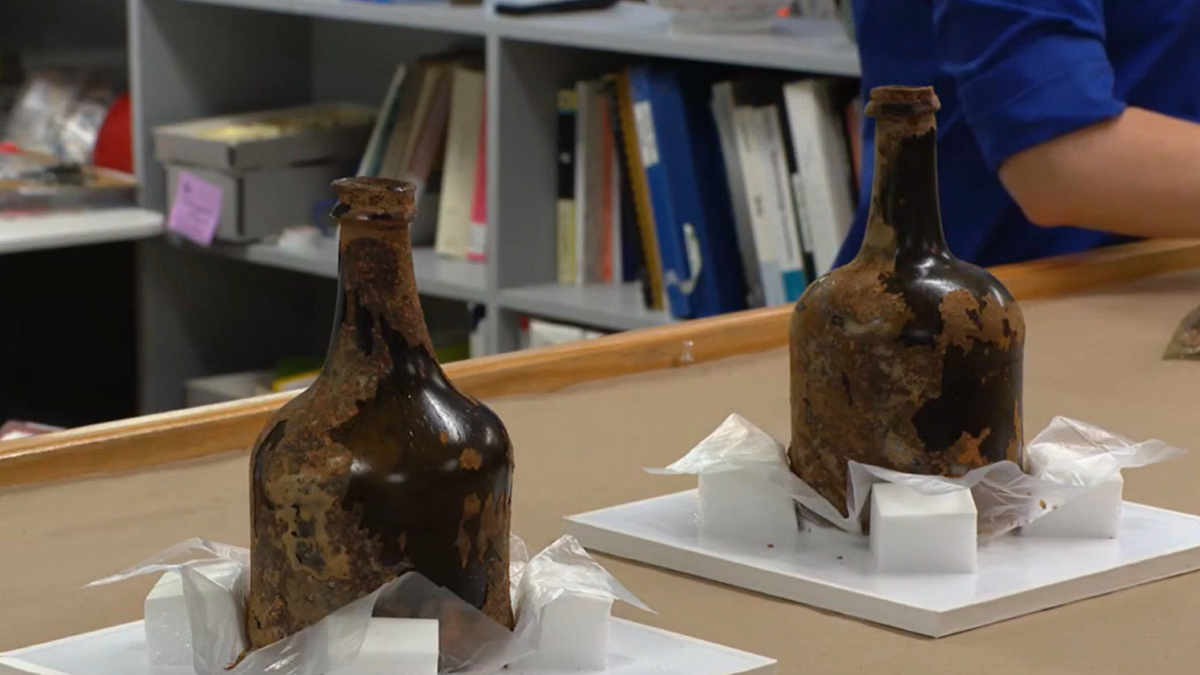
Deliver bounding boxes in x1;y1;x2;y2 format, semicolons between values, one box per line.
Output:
165;160;351;242
156;103;373;241
153;103;374;172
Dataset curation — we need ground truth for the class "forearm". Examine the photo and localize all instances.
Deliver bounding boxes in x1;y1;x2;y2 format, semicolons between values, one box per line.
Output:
999;107;1200;238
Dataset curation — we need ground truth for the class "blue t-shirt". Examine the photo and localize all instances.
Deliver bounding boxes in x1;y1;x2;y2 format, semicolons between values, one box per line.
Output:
836;0;1200;268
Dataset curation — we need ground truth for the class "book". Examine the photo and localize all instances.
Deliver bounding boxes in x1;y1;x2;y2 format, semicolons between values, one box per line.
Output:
627;66;746;319
711;81;765;308
598;79;619;284
791;171;819;278
404;64;453;195
357;64;407;177
435;65;485;259
784;79;855;274
576;79;605;285
556;89;578;285
845;95;864;194
378;62;435;181
759;105;810;298
731;106;806;306
466;91;487;263
602;74;644;287
614;71;664;309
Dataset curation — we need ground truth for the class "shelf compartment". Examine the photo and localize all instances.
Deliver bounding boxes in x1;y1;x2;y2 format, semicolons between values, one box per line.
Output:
500;281;675;332
163;0;491;35
496;4;860;76
0;208;164;255
210;241;490;303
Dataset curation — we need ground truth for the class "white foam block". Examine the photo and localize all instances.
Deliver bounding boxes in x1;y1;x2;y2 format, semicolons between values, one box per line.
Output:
332;618;438;675
699;469;798;545
870;483;978;574
1022;474;1124;539
143;563;243;667
143;572;191;667
517;593;614;672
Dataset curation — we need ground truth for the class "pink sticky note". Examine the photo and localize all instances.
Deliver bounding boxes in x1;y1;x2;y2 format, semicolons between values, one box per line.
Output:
168;171;223;246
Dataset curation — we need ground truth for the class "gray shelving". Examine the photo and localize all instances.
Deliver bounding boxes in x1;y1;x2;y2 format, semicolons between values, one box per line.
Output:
501;282;672;331
211;242;490;302
128;0;859;411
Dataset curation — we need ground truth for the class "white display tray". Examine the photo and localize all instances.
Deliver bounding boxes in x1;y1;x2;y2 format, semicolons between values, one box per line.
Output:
0;618;774;675
564;490;1200;637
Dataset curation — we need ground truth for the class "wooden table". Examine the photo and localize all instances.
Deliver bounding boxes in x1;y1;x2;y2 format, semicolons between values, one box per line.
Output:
4;240;1200;674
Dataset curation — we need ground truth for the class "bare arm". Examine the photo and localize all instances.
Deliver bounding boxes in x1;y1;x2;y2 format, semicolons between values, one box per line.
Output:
999;107;1200;238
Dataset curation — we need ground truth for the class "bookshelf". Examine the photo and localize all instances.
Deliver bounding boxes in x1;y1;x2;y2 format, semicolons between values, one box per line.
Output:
128;0;860;411
0;209;162;255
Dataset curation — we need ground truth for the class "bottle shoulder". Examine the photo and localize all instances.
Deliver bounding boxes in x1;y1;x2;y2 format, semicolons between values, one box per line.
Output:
794;255;1025;345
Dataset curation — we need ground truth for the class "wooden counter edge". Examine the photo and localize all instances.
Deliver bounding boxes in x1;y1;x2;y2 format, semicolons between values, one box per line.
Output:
3;238;1199;489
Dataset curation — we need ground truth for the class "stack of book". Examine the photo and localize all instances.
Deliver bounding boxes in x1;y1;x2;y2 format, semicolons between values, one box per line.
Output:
359;52;488;263
557;66;859;320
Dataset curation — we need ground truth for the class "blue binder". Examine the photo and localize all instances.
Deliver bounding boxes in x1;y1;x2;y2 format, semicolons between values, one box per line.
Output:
627;66;746;319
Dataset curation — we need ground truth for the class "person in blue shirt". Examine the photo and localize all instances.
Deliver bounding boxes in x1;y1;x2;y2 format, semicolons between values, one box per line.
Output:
837;0;1200;268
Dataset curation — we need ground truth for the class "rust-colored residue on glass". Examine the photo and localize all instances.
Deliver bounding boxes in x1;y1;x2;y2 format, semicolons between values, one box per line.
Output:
788;86;1025;518
246;177;514;648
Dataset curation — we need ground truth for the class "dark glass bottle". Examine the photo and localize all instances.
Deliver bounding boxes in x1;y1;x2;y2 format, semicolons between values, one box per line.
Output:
247;177;514;648
788;86;1024;517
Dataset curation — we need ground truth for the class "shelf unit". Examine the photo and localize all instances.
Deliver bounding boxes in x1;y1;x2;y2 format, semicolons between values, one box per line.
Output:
129;0;860;412
0;209;163;255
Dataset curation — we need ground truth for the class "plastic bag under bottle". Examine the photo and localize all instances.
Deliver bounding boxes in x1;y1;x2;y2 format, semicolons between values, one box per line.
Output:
87;533;649;675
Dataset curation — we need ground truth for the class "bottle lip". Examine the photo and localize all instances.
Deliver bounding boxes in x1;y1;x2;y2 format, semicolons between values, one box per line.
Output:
331;177;417;224
865;85;941;118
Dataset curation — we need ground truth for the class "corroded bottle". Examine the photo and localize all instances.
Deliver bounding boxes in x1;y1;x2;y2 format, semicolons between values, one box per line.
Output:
247;177;514;648
788;86;1024;517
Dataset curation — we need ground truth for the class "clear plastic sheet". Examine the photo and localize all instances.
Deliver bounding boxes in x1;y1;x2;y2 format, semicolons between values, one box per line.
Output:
88;535;649;675
650;413;1187;539
1025;416;1186;487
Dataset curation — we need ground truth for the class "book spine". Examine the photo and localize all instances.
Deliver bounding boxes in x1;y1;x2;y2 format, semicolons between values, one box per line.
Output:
358;65;407;177
732;107;786;307
466;91;488;263
759;105;808;301
615;71;664;309
556;89;578;285
573;79;590;285
711;82;764;308
434;66;485;259
791;171;818;280
628;66;691;318
599;83;615;284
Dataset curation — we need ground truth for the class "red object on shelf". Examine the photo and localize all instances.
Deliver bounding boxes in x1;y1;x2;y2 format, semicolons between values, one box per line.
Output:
93;92;132;173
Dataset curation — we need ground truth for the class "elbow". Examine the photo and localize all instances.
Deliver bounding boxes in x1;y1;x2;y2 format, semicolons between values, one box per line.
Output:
1009;187;1075;228
998;155;1080;229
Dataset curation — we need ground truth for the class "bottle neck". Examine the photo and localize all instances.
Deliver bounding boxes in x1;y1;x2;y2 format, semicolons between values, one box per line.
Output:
326;222;433;368
857;113;948;263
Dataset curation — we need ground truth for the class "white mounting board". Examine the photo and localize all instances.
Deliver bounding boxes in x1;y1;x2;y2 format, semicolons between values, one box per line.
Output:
564;490;1200;637
0;619;774;675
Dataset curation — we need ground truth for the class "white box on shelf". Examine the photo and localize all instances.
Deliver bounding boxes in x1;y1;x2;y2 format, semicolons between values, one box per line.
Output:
333;619;438;675
516;593;614;672
869;483;977;574
699;470;798;546
563;490;1200;637
1022;474;1124;539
